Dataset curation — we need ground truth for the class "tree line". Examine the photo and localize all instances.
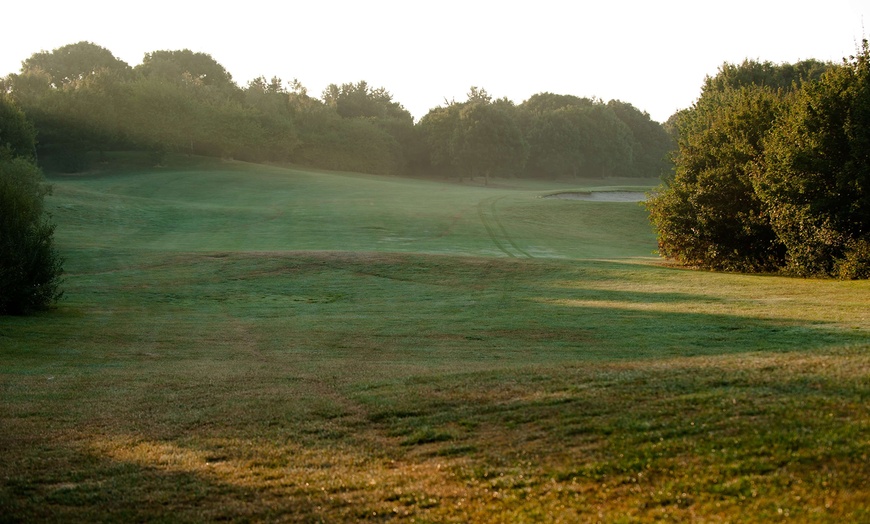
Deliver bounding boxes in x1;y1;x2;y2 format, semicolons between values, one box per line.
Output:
6;39;868;318
0;94;63;314
647;44;870;279
1;42;673;180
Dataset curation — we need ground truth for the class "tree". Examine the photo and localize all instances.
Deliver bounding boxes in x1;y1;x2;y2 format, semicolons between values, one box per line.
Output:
573;104;634;177
702;58;830;94
286;85;401;175
417;90;529;182
244;77;299;161
9;42;132;170
646;55;870;279
122;76;199;157
455;97;528;184
292;113;402;175
758;43;870;278
322;80;411;121
518;94;655;179
647;85;786;271
417;102;462;177
321;81;415;171
524;107;586;178
0;93;37;157
607;100;674;178
0;96;63;314
136;49;237;93
123;54;277;161
20;41;131;89
465;86;492;105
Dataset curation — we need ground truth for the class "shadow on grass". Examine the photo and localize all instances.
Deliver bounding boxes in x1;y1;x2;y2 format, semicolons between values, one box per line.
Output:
515;300;867;360
0;451;320;523
2;427;398;523
6;253;867;368
352;346;870;519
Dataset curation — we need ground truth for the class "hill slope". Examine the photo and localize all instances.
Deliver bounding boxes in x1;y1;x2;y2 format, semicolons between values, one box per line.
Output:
2;158;868;521
47;158;658;260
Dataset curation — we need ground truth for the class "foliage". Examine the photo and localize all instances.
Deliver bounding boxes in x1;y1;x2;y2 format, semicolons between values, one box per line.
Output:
757;44;870;277
647;85;786;271
835;239;870;279
454;99;528;183
418;87;675;181
523;106;587;178
7;43;131;170
417;102;461;177
518;94;670;179
136;49;236;93
321;80;416;174
519;92;594;114
243;77;300;161
3;42;673;179
322;80;411;121
649;53;869;279
20;41;131;89
572;103;635;177
293;113;403;175
702;58;830;94
416;90;529;183
0;96;63;314
607;99;675;177
0;94;37;158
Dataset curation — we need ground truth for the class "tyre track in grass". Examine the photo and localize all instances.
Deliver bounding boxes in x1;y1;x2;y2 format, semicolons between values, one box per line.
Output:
477;196;533;258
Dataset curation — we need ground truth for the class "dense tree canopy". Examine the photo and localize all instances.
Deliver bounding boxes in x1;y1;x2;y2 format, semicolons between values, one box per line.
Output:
2;41;672;180
20;41;131;89
417;102;461;177
648;50;869;279
322;80;411;122
647;84;786;271
136;49;236;91
0;94;37;158
454;99;528;184
416;89;672;182
607;100;675;178
524;107;587;178
758;46;870;278
514;92;673;179
0;95;64;314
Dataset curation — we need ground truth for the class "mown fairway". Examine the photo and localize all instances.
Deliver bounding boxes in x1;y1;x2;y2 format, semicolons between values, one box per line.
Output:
2;156;868;522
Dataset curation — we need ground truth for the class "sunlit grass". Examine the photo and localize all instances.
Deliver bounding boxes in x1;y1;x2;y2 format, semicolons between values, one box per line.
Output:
1;156;868;521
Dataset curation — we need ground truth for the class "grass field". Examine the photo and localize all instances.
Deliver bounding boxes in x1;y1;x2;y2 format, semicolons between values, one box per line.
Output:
2;155;868;522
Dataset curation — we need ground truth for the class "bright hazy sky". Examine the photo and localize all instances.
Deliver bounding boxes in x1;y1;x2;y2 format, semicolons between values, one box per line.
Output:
3;1;868;122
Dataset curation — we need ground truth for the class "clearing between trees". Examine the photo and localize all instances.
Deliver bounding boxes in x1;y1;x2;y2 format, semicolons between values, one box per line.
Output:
1;157;867;521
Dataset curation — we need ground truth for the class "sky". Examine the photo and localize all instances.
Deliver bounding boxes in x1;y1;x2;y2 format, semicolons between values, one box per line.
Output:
2;0;868;123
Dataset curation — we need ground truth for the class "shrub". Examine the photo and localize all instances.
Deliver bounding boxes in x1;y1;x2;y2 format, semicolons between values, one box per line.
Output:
835;239;870;280
0;97;64;314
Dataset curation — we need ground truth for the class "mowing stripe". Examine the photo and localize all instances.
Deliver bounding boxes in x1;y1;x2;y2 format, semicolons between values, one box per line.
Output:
477;196;532;258
489;196;533;258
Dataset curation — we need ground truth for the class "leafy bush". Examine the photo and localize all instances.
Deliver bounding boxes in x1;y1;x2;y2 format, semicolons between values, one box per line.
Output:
835;239;870;280
646;85;785;272
649;49;869;279
757;43;870;277
0;97;64;314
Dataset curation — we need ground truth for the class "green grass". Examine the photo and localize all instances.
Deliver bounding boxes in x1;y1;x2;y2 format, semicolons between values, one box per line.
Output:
1;155;868;522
